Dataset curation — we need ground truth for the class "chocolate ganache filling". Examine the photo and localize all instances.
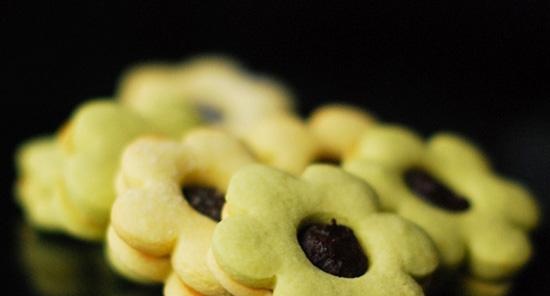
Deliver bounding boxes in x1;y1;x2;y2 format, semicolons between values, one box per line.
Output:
404;168;470;212
182;185;225;222
298;219;368;278
313;156;342;166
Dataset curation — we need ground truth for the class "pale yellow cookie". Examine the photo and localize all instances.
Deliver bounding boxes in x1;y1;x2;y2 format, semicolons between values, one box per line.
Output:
14;99;200;240
109;128;254;294
118;55;294;138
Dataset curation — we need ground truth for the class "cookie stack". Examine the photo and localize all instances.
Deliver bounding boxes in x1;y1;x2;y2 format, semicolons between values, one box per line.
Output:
15;56;539;296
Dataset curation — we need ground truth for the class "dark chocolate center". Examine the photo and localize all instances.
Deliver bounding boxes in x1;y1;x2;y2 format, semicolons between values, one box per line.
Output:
404;168;470;212
196;104;223;123
313;156;341;166
182;185;225;221
298;219;368;278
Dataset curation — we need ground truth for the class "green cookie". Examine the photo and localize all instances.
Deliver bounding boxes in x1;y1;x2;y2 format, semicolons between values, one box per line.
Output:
344;125;539;281
209;164;438;296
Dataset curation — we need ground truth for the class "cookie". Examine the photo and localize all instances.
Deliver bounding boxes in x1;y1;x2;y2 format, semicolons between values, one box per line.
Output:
208;164;438;296
118;55;294;138
109;128;254;294
308;104;377;161
15;99;200;240
344;125;540;281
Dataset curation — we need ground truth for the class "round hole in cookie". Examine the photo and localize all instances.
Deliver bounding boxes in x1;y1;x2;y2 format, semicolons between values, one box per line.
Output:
182;185;225;222
297;218;368;278
403;167;470;212
312;156;342;166
195;103;224;124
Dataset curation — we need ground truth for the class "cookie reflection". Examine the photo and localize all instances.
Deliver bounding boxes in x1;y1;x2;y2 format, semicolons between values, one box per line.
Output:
16;221;161;296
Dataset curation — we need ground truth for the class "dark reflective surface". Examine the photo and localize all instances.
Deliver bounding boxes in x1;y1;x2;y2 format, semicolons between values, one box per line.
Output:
8;212;547;296
11;218;162;296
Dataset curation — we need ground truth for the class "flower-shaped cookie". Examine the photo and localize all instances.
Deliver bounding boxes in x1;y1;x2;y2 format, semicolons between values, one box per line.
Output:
343;125;540;281
308;104;377;161
118;56;294;138
109;128;255;295
208;164;438;296
15;99;200;240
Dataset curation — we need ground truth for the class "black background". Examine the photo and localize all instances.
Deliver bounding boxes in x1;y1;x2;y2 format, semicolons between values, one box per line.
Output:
3;1;550;295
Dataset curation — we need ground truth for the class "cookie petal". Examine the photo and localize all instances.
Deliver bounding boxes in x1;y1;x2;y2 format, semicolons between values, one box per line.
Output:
117;137;186;189
111;182;190;256
427;133;491;174
479;177;540;230
308;104;377;159
212;216;279;288
464;216;532;279
344;160;407;210
117;62;178;104
65;100;149;155
358;214;439;279
225;164;308;222
302;164;379;222
348;125;424;169
398;196;466;268
182;128;256;190
172;215;228;296
243;114;320;175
